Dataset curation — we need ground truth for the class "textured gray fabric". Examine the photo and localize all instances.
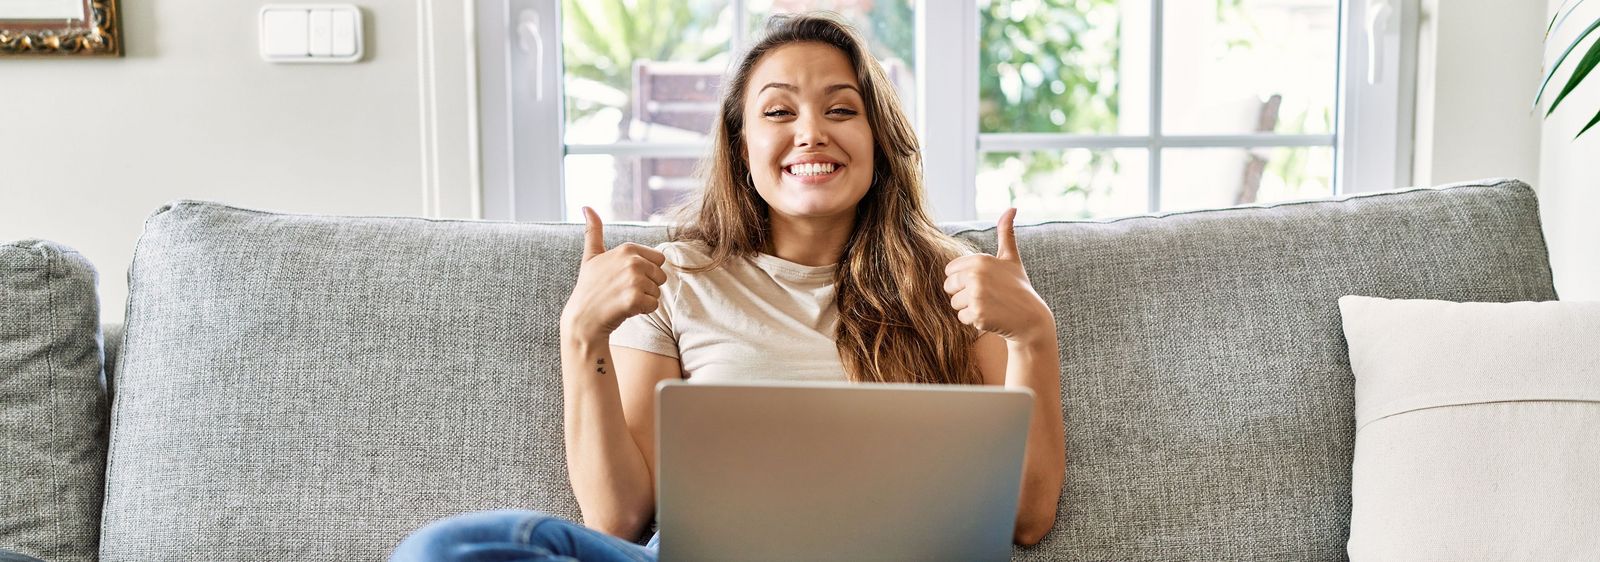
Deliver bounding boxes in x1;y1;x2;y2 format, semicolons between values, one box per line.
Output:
946;178;1556;561
101;202;668;561
100;178;1555;561
101;322;122;399
0;240;109;562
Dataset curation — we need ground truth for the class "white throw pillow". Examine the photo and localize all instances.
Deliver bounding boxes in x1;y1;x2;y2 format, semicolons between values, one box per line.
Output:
1338;296;1600;560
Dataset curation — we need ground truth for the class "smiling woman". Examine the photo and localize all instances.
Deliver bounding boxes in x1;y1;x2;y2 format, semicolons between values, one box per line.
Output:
392;12;1066;561
0;0;121;56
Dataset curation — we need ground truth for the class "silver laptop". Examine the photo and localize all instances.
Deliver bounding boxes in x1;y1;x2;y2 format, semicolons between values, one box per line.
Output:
655;380;1034;562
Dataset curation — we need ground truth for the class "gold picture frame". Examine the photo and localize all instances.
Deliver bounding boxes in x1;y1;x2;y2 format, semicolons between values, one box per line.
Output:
0;0;122;57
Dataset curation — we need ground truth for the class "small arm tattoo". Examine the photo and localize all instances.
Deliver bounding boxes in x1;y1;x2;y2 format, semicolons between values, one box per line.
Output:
595;357;607;375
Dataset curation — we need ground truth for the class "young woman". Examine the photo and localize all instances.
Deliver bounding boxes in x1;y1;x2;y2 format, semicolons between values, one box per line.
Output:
391;13;1064;561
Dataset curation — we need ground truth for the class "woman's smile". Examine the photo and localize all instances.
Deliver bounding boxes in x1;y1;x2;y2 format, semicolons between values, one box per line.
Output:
781;158;846;185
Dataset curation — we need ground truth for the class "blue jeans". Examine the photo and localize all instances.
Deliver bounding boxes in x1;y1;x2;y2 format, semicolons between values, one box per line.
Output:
390;509;661;562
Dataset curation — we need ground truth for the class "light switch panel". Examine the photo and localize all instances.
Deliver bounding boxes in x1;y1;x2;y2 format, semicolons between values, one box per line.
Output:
260;4;364;63
308;9;333;56
261;9;309;57
331;10;357;57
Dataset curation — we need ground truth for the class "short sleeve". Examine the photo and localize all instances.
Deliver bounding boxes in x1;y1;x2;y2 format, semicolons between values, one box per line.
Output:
608;243;680;358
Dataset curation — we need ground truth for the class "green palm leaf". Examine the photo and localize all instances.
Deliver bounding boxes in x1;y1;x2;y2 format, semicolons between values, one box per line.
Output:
1546;28;1600;116
600;0;639;65
1533;16;1600;108
1578;107;1600;138
1547;0;1588;38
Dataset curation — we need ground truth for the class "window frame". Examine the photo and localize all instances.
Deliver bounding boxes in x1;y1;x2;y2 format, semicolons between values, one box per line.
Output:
478;0;1412;222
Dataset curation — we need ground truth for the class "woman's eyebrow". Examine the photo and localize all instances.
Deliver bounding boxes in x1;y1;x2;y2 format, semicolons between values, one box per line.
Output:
759;82;799;94
757;82;861;96
824;84;861;96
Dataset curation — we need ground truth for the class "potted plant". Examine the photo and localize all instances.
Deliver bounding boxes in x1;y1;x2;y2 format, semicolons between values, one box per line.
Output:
1537;1;1600;138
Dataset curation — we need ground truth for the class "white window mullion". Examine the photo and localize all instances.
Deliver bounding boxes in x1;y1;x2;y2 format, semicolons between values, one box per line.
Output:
1336;0;1415;194
565;142;709;158
1149;0;1164;213
979;133;1335;152
732;1;749;51
917;1;979;222
477;0;566;221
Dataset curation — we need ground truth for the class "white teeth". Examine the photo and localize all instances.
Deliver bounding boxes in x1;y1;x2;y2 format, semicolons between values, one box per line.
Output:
786;163;836;176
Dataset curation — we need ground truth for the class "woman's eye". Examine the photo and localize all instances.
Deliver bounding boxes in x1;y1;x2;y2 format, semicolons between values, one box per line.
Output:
829;108;859;116
763;109;793;118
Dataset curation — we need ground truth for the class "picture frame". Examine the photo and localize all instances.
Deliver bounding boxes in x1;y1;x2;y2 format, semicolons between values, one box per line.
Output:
0;0;122;57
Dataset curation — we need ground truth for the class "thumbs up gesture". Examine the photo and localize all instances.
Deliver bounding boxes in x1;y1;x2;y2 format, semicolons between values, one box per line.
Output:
559;207;669;342
943;208;1055;346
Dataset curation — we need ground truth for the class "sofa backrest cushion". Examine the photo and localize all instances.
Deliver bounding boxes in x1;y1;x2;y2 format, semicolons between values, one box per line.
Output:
0;240;108;562
101;178;1556;561
947;178;1555;560
103;204;669;560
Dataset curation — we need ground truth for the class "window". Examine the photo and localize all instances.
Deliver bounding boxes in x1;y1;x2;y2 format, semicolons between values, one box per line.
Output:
560;0;916;223
478;0;1410;222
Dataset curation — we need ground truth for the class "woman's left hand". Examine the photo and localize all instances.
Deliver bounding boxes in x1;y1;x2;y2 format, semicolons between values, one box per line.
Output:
943;208;1056;347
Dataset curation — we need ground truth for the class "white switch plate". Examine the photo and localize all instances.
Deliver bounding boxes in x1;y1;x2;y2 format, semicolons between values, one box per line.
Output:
261;9;309;57
307;9;333;56
260;4;363;63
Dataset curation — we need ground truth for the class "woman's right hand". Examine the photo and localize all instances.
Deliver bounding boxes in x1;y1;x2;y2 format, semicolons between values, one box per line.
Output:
559;206;668;342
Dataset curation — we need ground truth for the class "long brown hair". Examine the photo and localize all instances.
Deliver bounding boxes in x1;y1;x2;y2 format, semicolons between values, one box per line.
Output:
671;12;982;385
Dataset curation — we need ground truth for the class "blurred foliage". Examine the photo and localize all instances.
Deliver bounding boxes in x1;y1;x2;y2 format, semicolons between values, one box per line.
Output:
979;0;1120;134
559;0;1333;218
750;1;916;68
562;0;728;127
1215;0;1331;195
978;0;1122;216
562;0;919;134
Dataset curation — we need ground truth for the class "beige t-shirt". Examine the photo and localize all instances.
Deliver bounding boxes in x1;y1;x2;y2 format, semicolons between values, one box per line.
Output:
609;241;850;383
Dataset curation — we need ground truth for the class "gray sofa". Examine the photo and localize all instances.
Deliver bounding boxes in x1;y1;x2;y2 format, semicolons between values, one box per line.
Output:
1;178;1558;561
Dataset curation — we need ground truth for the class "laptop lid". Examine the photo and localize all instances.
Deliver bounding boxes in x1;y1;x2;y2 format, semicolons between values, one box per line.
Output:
655;380;1033;562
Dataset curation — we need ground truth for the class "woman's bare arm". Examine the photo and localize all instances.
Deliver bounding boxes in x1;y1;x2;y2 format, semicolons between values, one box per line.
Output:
612;347;684;526
560;338;681;540
559;208;680;540
949;208;1065;547
975;332;1065;546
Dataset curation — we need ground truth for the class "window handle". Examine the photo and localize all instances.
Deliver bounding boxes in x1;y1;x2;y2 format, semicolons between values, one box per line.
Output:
516;8;545;101
1366;0;1394;85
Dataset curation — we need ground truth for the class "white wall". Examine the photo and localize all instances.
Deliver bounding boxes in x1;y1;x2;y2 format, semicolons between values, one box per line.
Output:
1414;0;1597;298
3;0;1592;316
0;0;479;321
1411;0;1544;188
1540;0;1600;299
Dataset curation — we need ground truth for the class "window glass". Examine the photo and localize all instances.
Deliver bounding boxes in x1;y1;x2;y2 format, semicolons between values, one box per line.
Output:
564;154;703;223
747;0;919;117
976;149;1149;220
562;0;733;145
552;0;1344;221
1159;146;1334;213
979;0;1136;135
1161;0;1338;135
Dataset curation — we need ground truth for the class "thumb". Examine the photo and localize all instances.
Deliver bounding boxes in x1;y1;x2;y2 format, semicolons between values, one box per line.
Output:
995;207;1020;263
582;206;606;261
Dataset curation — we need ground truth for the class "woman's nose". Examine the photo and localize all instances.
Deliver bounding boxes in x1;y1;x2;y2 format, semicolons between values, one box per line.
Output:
792;113;829;147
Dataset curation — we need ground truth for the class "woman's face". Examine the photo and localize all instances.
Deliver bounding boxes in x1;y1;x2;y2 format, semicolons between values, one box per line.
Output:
742;42;875;222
